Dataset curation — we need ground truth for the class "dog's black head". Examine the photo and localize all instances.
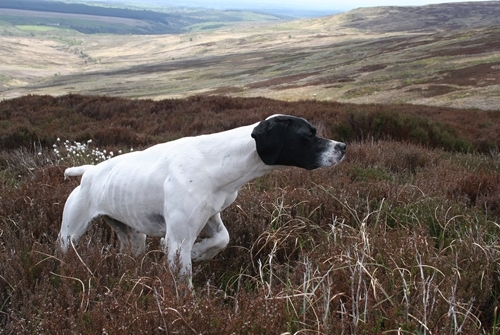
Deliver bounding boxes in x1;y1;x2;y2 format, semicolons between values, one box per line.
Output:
251;115;346;170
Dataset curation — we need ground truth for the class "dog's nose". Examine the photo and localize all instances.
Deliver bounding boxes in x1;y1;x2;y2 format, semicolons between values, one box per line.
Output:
335;142;347;154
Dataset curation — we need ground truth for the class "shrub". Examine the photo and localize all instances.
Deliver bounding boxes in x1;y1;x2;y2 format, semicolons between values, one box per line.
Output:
333;108;475;152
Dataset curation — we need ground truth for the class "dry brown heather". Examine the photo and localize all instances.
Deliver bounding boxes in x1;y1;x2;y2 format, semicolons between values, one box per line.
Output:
1;94;500;334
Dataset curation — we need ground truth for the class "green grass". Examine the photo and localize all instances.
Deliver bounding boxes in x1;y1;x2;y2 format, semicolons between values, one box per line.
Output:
15;25;66;32
185;22;231;32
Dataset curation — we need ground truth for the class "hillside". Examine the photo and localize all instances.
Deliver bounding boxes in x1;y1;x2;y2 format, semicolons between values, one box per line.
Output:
0;0;285;34
338;1;500;32
1;2;500;110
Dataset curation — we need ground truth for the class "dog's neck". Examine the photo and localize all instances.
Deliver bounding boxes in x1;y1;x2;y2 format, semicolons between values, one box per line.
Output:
197;124;277;193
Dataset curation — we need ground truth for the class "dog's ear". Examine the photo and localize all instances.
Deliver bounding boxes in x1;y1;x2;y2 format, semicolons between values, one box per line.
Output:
251;116;290;165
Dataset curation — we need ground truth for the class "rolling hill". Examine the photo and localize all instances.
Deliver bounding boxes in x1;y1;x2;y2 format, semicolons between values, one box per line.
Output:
1;1;500;110
0;0;286;34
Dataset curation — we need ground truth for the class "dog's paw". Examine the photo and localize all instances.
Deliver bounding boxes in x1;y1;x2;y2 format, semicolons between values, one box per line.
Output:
191;243;204;262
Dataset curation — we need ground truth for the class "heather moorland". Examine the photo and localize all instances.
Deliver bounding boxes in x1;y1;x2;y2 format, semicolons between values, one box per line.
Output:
1;94;500;334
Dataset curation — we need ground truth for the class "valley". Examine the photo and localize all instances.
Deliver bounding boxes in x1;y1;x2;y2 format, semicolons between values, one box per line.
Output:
1;2;500;110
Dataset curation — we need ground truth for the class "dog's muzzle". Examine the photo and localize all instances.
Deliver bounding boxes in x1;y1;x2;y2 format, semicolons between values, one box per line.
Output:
319;141;346;167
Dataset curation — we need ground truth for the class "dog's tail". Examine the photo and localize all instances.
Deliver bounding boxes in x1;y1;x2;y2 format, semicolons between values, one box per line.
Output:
64;165;95;179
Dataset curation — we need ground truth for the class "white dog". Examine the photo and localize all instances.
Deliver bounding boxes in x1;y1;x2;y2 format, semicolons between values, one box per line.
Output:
59;115;346;279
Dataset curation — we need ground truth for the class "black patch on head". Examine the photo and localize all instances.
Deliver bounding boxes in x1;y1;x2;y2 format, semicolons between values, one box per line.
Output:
251;115;331;170
251;116;290;165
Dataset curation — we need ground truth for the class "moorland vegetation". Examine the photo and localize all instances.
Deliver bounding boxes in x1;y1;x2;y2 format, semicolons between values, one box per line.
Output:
2;2;500;109
1;94;500;334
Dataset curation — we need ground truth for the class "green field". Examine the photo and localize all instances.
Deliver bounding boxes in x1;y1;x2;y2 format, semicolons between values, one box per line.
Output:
0;1;285;35
15;25;68;32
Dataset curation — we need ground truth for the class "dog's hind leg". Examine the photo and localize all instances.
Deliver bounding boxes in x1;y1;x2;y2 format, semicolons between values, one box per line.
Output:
58;185;96;253
103;216;146;255
191;213;230;262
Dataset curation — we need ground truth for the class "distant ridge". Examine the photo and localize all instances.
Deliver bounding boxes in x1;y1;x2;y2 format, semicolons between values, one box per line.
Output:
338;1;500;32
0;0;171;22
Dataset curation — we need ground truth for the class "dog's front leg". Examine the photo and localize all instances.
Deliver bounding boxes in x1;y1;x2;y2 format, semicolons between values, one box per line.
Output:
191;213;230;262
162;206;208;282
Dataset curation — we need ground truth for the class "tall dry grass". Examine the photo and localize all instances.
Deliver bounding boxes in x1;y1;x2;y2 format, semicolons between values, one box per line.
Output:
1;94;499;334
